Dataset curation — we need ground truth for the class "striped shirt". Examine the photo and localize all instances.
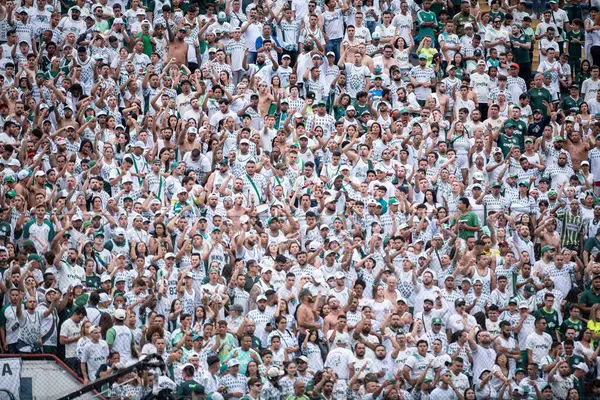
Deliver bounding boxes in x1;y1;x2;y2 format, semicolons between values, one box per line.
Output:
556;209;584;248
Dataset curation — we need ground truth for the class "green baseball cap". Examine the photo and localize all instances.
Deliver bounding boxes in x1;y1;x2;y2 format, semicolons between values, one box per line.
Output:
541;245;554;254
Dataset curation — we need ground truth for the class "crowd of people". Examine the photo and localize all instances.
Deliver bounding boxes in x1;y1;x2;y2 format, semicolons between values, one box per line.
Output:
3;0;600;399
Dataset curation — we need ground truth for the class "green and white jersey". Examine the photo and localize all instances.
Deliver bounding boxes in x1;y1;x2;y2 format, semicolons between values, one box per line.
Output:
23;219;55;253
0;303;21;345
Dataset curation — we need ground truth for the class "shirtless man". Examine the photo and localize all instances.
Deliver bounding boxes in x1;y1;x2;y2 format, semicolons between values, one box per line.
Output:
564;130;591;170
257;81;275;117
179;122;202;154
297;290;321;342
28;168;48;207
380;45;400;75
322;297;344;333
227;193;251;231
427;82;450;116
57;107;80;130
357;43;374;72
167;25;188;66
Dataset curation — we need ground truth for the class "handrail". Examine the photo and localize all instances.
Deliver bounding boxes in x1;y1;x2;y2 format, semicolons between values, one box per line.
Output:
0;353;104;399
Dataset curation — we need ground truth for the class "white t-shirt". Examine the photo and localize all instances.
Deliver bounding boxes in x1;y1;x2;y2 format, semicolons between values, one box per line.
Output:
404;352;435;384
81;340;110;381
324;347;356;380
525;331;553;367
470;72;491;103
60;318;82;359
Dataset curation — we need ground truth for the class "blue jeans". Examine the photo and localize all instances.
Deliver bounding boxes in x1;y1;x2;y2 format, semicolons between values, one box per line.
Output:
325;38;342;64
366;21;377;34
532;0;546;15
247;51;257;65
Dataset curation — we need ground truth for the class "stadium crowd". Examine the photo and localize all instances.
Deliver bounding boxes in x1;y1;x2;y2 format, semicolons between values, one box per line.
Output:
3;0;600;398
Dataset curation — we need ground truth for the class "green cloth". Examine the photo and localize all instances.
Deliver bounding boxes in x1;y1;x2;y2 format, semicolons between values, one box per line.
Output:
510;34;531;64
534;308;560;337
489;10;505;21
275;111;289;130
584;236;600;254
137;34;154;56
106;327;116;345
566;353;586;370
74;293;89;307
177;379;205;396
527;87;553;117
560;95;583;112
560;318;584;341
501;118;527;151
458;211;480;240
334;105;346;121
225;348;263;375
580;289;600;311
566;30;584;61
497;133;522;157
416;10;437;42
353;100;370;116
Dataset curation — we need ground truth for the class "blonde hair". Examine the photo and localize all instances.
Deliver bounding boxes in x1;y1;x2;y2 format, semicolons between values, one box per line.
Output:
591;304;600;324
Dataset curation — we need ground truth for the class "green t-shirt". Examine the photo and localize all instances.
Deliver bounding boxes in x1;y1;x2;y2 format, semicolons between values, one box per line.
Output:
580;289;600;310
560;95;584;112
489;10;505;21
497;133;522;157
566;30;584;59
85;275;101;290
566;353;586;370
510;34;531;64
527;87;553;117
177;379;205;396
560;318;584;340
135;34;154;56
416;10;437;42
564;3;583;21
458;211;480;239
535;308;560;336
334;105;346;121
353;100;370;116
501;118;527;150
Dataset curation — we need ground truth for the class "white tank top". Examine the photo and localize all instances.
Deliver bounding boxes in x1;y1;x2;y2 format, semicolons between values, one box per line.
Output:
472;267;492;296
181;288;195;315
